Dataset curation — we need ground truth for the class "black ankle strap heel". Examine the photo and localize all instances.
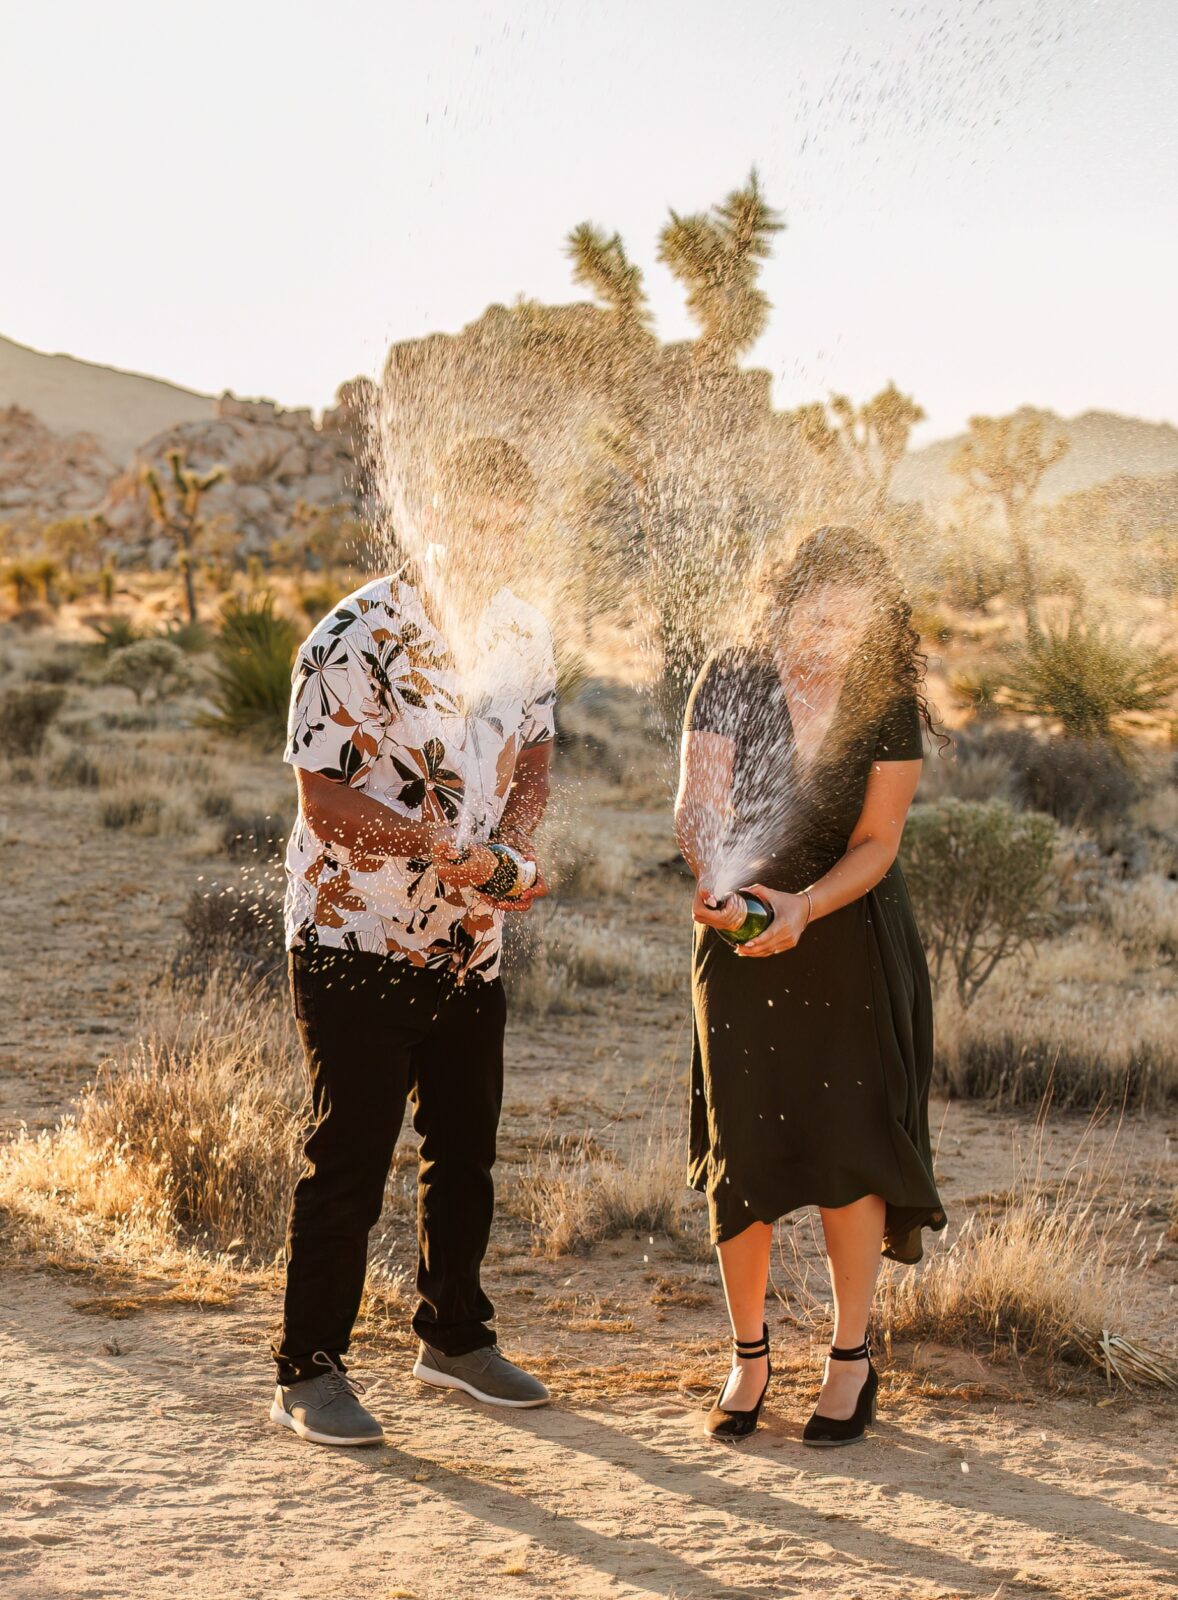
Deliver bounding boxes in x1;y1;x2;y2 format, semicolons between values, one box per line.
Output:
705;1323;773;1440
802;1338;878;1448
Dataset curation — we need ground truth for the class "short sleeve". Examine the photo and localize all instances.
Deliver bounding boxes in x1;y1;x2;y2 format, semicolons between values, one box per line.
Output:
684;650;742;736
519;618;557;749
872;693;924;762
284;626;387;787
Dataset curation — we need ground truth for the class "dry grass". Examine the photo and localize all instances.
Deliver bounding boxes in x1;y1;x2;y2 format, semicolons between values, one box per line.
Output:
0;969;306;1269
518;1121;690;1257
934;927;1178;1108
877;1119;1176;1388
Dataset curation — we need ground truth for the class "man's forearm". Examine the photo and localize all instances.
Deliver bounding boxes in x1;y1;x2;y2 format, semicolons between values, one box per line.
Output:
496;764;550;849
302;777;440;862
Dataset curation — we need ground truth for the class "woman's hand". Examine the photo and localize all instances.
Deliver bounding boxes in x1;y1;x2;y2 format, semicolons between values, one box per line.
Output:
736;884;811;957
692;883;747;933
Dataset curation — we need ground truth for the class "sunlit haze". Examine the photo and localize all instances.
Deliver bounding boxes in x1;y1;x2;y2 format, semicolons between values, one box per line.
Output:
3;0;1174;440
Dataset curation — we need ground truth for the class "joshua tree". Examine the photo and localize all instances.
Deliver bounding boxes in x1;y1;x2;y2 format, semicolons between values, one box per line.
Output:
143;448;225;623
566;225;652;332
657;169;784;366
950;413;1069;641
787;383;925;517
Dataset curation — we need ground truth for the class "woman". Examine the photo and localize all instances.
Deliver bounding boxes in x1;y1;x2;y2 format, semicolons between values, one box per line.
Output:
674;525;947;1446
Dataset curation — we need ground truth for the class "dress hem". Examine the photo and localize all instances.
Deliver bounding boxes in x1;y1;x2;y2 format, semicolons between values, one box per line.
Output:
689;1173;948;1265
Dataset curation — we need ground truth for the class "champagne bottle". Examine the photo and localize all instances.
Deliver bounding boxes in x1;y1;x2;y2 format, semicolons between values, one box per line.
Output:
474;841;537;900
710;891;774;947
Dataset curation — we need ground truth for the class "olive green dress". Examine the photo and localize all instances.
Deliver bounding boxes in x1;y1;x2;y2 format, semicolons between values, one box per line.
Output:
685;647;947;1264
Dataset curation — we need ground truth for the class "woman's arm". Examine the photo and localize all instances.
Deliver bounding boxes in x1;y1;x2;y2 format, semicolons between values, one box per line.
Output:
738;757;922;956
675;730;757;933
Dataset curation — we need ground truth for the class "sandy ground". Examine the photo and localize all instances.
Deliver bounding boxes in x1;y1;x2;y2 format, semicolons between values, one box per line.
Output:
3;627;1177;1599
4;1264;1177;1600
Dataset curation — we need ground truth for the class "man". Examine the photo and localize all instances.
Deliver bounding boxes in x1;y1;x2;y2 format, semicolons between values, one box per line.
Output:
269;436;556;1446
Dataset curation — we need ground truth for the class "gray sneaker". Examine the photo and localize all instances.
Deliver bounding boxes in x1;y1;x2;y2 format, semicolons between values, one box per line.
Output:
269;1352;385;1446
412;1342;551;1408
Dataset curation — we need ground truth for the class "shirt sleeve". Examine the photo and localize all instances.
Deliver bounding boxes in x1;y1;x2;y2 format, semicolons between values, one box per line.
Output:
284;625;387;787
519;618;557;749
872;693;924;762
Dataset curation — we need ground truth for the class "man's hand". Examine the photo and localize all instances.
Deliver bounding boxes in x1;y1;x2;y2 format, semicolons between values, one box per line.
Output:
736;884;811;957
431;835;499;889
476;860;550;914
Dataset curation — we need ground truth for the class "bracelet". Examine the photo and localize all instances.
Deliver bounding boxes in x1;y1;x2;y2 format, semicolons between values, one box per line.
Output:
801;888;814;926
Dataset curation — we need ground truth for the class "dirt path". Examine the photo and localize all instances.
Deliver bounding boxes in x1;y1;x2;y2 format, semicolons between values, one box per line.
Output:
3;1271;1176;1600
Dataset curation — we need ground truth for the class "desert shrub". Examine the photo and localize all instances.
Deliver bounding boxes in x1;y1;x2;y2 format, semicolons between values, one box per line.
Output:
221;812;287;860
8;606;53;631
196;787;235;819
902;799;1057;1008
87;613;145;653
961;727;1138;829
938;545;1011;611
27;557;61;604
3;560;36;606
298;581;344;620
520;1124;685;1257
879;1132;1175;1385
100;793;164;832
0;682;66;759
1096;875;1178;963
1003;615;1178;742
916;733;1012;806
25;645;87;685
48;749;101;788
949;665;1007;719
100;637;195;705
0;973;306;1260
200;591;298;747
172;876;286;985
160;617;213;653
934;947;1178;1109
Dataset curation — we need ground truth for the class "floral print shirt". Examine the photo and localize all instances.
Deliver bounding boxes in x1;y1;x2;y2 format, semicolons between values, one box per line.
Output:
283;572;556;981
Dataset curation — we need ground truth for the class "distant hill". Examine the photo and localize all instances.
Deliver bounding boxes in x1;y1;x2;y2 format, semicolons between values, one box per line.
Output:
893;408;1178;510
0;334;217;466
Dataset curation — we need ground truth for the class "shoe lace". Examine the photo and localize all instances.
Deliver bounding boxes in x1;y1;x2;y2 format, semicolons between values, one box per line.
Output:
311;1350;367;1400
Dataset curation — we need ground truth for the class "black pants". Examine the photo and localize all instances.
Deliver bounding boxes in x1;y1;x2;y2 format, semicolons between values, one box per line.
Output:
272;946;506;1384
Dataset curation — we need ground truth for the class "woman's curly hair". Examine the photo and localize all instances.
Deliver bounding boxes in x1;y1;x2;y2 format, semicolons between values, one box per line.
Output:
752;525;948;748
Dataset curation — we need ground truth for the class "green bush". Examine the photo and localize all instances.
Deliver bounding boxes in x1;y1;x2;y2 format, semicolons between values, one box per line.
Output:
100;638;196;705
160;618;213;653
0;683;67;759
902;798;1057;1009
1004;615;1178;742
200;591;299;747
88;614;145;654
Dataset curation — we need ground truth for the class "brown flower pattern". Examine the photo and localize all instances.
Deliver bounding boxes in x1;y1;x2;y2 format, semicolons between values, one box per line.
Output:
283;571;555;980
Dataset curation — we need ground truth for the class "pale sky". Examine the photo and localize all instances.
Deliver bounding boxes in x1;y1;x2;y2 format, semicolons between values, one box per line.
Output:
2;0;1174;443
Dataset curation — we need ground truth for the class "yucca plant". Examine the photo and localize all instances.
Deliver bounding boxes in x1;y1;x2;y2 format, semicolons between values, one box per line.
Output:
1004;614;1178;743
200;590;298;746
